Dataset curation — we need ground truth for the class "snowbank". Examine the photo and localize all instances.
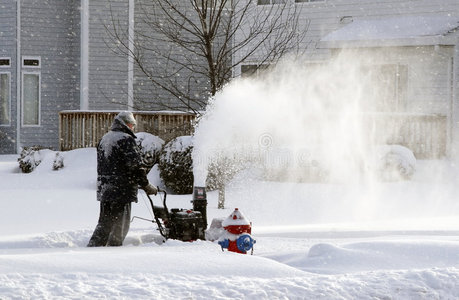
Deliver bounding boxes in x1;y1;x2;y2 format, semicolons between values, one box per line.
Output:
1;149;459;299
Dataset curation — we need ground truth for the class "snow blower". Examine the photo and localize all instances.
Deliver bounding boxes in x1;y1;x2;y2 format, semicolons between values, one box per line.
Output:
142;186;207;242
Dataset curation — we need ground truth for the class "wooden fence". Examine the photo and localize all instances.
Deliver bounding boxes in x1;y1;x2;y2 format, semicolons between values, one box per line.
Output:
59;110;446;159
59;111;196;151
362;113;447;159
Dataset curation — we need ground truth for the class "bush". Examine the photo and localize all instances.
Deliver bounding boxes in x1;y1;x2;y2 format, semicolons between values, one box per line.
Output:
374;145;416;181
52;152;65;171
136;132;165;173
158;136;194;194
18;146;47;173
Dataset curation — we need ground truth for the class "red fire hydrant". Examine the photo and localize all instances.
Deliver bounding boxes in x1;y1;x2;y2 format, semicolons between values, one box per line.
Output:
218;208;256;254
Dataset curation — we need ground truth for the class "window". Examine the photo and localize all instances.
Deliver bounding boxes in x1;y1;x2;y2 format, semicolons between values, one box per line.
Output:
22;56;41;126
0;72;10;125
257;0;285;5
0;58;10;67
241;64;269;78
22;57;40;68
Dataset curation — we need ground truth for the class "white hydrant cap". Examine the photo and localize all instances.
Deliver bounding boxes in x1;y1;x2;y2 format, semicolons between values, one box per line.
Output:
222;208;250;227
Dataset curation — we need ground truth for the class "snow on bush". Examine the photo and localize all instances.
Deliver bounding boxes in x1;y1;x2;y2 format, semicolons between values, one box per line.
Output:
53;152;65;171
136;132;165;172
158;136;194;194
374;144;416;181
18;147;73;173
18;146;53;173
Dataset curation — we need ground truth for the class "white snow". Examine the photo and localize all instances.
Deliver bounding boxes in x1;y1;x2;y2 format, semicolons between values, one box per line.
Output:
321;14;459;42
135;132;165;153
1;149;459;299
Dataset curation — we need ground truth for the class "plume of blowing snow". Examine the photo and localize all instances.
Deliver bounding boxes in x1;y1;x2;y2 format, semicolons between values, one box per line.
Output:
193;52;397;186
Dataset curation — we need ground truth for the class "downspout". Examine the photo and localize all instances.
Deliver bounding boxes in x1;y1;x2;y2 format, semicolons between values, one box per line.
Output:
452;46;458;159
128;0;134;110
16;0;21;153
448;55;454;158
80;0;89;110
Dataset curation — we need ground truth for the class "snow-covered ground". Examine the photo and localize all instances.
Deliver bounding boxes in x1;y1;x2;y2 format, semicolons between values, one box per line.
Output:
1;149;459;299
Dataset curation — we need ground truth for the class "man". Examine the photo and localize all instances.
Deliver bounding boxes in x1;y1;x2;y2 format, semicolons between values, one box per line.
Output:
88;111;158;247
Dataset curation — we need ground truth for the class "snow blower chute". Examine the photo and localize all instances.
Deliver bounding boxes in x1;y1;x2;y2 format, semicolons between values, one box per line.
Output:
144;186;207;241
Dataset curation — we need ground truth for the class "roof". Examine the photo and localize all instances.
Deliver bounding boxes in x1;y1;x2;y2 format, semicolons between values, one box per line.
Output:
319;14;459;48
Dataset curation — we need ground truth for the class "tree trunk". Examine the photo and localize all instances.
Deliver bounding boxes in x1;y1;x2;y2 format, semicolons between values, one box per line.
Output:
218;184;225;209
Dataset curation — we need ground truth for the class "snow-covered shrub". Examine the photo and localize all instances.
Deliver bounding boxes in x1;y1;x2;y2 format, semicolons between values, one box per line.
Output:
374;145;416;181
206;157;245;191
18;146;47;173
158;136;193;194
136;132;165;173
205;217;225;241
52;152;65;171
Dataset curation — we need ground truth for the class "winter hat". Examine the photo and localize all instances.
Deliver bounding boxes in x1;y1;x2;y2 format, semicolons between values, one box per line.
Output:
115;111;137;127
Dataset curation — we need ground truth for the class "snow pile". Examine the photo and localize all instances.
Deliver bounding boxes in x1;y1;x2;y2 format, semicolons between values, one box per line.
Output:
1;150;459;298
374;144;417;180
321;14;459;42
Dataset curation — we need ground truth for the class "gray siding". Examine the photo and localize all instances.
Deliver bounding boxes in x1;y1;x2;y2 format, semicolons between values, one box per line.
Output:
19;0;80;150
0;1;17;153
88;0;130;110
133;1;209;112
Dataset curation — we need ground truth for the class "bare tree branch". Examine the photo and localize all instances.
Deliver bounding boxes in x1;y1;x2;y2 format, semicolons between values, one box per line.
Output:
105;0;307;114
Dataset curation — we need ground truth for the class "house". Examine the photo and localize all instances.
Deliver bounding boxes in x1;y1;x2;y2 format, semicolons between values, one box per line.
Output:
237;0;459;159
1;0;459;159
0;0;204;154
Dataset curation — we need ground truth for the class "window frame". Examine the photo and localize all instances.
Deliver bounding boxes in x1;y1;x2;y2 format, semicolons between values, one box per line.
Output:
240;63;270;78
0;57;11;68
22;56;41;68
0;71;11;126
21;71;41;127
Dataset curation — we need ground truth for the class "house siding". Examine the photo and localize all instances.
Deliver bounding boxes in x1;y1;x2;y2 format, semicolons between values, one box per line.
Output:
0;0;17;154
132;1;210;112
88;0;130;110
18;0;79;150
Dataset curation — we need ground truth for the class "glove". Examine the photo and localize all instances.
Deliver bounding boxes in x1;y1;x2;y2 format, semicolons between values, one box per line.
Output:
143;183;158;195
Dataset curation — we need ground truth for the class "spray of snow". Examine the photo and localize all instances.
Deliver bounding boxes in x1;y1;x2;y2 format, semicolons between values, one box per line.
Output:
193;52;400;184
192;51;454;223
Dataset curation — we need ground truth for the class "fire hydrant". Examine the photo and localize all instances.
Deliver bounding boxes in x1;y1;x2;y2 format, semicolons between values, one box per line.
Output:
218;208;256;254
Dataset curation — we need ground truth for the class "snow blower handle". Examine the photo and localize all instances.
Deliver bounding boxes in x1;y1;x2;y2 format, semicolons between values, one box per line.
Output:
146;187;168;215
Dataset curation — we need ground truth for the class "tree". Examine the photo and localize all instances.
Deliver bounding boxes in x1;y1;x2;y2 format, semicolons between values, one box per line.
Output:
107;0;307;113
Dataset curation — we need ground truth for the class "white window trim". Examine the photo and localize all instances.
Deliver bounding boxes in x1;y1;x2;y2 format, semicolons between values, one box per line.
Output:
0;71;11;126
22;56;41;68
21;71;41;127
0;57;11;68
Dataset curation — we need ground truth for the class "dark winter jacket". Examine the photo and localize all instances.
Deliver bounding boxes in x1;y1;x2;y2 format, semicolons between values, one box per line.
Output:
96;118;149;203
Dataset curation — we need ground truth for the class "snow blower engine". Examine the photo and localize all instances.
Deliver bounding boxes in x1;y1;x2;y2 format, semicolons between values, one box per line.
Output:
145;186;207;242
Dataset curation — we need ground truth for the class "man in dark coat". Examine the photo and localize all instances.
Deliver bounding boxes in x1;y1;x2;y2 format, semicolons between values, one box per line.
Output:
88;111;158;247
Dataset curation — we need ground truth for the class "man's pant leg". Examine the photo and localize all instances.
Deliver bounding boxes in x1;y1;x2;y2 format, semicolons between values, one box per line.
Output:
107;202;131;246
87;202;112;247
